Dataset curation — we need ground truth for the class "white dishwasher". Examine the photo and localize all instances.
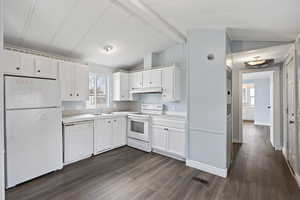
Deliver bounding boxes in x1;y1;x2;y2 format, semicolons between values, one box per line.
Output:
63;120;94;165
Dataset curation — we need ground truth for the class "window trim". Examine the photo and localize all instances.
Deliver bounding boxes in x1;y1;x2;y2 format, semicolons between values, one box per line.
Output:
86;72;111;109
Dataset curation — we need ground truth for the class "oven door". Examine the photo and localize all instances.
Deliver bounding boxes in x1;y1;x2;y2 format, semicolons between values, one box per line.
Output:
127;116;149;142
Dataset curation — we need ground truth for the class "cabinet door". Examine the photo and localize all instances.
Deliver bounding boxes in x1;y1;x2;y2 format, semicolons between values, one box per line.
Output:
113;72;129;101
150;70;162;88
143;70;161;88
112;117;127;148
94;119;113;153
59;62;75;101
0;51;22;74
74;65;89;101
142;71;151;88
120;73;129;100
162;68;174;101
20;54;35;75
113;73;121;101
35;56;57;78
167;128;185;158
64;122;94;164
130;72;143;89
152;126;167;151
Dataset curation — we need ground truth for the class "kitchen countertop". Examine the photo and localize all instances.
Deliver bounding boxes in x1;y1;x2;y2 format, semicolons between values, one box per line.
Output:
62;111;186;124
62;112;137;124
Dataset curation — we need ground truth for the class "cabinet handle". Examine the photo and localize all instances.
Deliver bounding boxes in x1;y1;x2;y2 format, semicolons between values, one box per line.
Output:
37;70;41;73
76;94;79;96
164;128;169;131
108;121;111;123
70;94;73;96
16;67;20;71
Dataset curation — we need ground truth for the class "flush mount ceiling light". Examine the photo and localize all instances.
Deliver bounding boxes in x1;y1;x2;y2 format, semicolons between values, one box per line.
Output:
246;59;267;66
245;56;274;68
101;44;116;54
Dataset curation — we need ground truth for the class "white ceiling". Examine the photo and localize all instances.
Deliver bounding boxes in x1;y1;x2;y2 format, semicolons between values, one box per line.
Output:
144;0;300;41
4;0;300;67
231;44;293;68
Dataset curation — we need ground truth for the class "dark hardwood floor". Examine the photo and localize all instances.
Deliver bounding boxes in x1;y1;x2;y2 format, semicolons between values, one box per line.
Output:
6;123;300;200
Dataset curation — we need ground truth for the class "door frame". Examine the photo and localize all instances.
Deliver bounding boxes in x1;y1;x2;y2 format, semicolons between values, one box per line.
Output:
238;67;281;149
283;44;300;184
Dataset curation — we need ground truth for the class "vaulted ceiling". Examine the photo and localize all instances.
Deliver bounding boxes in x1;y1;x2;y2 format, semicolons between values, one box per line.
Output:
4;0;300;67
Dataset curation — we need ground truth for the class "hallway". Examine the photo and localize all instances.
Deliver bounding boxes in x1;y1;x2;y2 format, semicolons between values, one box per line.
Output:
229;122;300;199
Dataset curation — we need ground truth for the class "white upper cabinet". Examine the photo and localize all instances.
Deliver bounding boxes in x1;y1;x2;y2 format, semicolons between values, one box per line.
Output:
20;54;35;75
74;64;89;101
113;72;130;101
59;62;74;101
1;51;21;74
0;51;57;78
129;72;143;90
59;61;89;101
35;56;58;79
161;66;181;102
142;69;162;88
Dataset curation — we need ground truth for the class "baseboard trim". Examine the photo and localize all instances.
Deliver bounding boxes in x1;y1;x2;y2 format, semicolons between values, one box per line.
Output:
283;153;300;188
186;160;227;178
152;148;185;161
233;139;242;144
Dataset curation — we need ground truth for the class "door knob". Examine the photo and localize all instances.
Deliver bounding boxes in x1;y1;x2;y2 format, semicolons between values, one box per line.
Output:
289;120;295;124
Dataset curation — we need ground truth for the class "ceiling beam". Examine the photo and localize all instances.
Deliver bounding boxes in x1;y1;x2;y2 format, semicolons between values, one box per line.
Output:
110;0;186;44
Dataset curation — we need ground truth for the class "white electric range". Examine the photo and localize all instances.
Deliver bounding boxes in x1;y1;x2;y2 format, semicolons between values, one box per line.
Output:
127;104;163;152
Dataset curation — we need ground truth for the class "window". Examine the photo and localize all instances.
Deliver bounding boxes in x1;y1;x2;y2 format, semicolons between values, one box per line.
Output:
86;73;110;108
242;83;255;106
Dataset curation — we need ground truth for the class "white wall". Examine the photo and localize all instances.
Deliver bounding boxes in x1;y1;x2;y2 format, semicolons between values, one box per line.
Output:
254;78;271;125
187;28;228;177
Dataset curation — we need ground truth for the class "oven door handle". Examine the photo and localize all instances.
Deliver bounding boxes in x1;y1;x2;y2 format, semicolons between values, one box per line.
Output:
128;116;148;122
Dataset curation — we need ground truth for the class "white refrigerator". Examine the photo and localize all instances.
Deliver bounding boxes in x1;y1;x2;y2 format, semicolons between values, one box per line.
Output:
4;76;63;188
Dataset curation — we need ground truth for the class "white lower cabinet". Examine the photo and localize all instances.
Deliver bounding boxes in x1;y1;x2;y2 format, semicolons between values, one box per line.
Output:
152;126;167;151
63;121;94;165
94;118;113;153
94;117;127;155
152;122;185;160
112;117;127;148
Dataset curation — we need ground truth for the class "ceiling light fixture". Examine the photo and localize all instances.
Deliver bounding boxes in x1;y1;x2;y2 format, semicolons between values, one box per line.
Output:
245;58;274;68
102;44;116;54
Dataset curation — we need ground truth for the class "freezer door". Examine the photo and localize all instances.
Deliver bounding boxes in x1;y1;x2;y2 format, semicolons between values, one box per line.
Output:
5;108;63;188
5;76;60;110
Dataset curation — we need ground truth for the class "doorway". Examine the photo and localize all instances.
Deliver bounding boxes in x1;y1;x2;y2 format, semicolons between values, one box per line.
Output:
241;71;274;145
283;51;298;175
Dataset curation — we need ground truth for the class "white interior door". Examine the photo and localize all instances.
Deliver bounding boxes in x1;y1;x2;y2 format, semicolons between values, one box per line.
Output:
286;55;298;172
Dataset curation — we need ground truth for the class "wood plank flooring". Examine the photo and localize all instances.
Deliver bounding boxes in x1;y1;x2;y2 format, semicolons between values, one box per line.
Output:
6;123;300;200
